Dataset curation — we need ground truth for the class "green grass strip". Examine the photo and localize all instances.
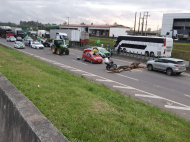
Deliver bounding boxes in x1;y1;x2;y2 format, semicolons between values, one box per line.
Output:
0;46;190;142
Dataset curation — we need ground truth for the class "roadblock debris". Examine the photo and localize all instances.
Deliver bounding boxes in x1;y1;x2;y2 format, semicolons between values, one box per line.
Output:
107;62;146;73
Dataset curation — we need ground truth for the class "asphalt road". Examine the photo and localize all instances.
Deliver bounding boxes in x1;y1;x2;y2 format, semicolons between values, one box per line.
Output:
1;38;190;121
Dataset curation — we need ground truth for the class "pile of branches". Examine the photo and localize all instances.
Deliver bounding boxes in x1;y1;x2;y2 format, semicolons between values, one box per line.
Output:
107;62;146;73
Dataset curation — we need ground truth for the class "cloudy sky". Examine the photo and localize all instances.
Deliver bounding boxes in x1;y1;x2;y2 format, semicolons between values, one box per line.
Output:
1;0;190;30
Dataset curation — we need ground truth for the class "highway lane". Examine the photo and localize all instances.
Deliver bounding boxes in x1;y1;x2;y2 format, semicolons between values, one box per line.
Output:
1;38;190;120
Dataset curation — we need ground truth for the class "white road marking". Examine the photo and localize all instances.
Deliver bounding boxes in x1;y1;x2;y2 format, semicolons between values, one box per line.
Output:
113;86;134;89
82;74;97;76
165;105;190;110
117;74;139;81
10;49;190;109
61;66;74;68
70;53;75;55
184;94;190;98
71;69;83;72
135;94;162;99
96;79;114;82
132;69;142;72
72;60;87;65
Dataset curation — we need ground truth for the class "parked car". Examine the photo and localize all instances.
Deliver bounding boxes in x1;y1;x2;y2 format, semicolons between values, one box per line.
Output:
147;58;186;75
88;47;110;58
6;36;16;42
16;36;22;41
31;41;44;49
24;38;33;46
82;49;103;64
42;41;51;47
14;41;25;49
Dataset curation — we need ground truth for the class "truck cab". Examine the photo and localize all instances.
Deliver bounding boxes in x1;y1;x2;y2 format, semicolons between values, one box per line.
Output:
55;32;69;47
165;30;178;39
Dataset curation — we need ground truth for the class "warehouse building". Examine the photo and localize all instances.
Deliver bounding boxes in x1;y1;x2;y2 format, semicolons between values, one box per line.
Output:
161;13;190;37
46;24;130;37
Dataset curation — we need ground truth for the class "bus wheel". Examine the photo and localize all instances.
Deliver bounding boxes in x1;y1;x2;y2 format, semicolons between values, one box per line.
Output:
145;51;149;57
150;52;154;57
123;48;126;53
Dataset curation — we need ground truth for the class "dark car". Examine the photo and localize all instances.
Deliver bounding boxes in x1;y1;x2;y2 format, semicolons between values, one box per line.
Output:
42;41;51;47
16;36;22;41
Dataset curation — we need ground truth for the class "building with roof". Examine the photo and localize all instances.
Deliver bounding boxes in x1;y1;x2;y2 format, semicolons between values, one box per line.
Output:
161;13;190;36
46;24;130;37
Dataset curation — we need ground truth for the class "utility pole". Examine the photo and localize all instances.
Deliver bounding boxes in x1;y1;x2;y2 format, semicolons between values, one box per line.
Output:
66;17;69;29
144;12;150;36
138;12;141;34
133;12;137;35
141;12;145;36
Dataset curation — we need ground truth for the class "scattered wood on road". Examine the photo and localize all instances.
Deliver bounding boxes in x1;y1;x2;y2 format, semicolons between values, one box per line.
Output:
107;62;147;73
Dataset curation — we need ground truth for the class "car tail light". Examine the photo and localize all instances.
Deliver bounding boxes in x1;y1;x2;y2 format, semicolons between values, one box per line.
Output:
174;65;181;67
164;38;166;46
163;49;166;54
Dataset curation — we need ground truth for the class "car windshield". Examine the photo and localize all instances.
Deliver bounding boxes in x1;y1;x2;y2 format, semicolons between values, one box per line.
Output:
10;37;15;39
99;48;107;52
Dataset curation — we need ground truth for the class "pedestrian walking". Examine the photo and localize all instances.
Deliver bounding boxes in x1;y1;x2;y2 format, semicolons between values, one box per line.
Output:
117;44;121;54
107;44;110;51
29;40;31;47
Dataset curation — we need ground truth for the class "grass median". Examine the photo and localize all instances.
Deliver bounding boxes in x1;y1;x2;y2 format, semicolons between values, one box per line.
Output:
0;46;190;142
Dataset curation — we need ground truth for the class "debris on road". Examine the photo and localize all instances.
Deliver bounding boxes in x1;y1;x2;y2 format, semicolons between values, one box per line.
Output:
107;62;146;73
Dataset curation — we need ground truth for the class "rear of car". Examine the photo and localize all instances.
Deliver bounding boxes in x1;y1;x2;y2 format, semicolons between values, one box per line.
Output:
147;58;186;75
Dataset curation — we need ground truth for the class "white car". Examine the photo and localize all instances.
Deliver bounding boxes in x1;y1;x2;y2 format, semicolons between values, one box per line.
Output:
14;41;25;49
7;36;16;42
31;42;44;49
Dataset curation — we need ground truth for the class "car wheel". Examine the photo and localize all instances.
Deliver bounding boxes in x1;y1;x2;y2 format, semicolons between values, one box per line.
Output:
166;68;173;76
150;52;154;57
148;64;153;71
145;51;149;57
91;60;93;64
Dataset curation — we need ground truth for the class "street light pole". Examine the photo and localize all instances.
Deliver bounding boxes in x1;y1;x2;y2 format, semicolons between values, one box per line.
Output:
66;17;69;29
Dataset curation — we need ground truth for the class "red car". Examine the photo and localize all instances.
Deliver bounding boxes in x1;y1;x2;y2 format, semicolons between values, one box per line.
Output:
82;49;103;64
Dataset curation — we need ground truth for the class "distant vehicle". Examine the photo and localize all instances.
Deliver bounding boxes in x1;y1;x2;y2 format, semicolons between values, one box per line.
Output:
42;41;51;47
11;27;24;38
14;41;25;49
82;49;103;64
7;36;16;42
165;30;178;39
114;35;173;57
16;36;22;41
0;26;14;38
31;42;44;49
88;47;110;58
147;58;186;76
37;30;50;43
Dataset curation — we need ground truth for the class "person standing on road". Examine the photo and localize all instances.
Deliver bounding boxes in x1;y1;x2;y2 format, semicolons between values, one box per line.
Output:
29;40;31;47
107;44;110;52
117;44;121;54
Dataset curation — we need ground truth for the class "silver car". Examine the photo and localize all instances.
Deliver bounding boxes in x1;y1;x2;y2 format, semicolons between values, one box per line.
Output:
7;36;16;42
147;58;186;75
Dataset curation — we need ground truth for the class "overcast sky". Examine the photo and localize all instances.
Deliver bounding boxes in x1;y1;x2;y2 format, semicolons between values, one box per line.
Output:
1;0;190;30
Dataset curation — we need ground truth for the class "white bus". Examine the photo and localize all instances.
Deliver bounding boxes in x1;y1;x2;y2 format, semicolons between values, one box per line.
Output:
114;35;173;57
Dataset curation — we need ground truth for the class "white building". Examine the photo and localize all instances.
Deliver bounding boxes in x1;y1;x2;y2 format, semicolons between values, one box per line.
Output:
161;13;190;36
59;24;130;37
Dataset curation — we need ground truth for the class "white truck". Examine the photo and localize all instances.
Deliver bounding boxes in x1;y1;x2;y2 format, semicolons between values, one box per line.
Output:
50;29;89;43
11;27;24;38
